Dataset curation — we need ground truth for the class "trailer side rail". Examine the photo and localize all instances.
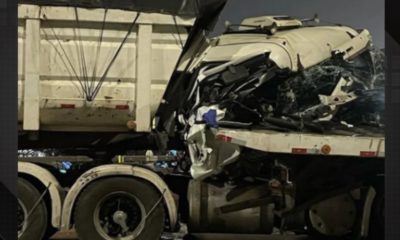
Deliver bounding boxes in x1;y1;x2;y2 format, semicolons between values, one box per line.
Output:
215;128;385;158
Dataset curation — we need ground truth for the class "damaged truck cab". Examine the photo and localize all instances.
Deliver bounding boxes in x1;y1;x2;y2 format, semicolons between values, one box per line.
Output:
175;15;381;177
17;1;384;238
158;15;384;238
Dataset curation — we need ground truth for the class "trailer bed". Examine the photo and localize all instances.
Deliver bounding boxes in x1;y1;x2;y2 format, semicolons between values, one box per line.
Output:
215;128;385;158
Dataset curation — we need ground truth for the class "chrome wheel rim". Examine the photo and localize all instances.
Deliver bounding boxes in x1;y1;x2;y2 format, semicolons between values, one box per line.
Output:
93;192;146;240
17;199;28;239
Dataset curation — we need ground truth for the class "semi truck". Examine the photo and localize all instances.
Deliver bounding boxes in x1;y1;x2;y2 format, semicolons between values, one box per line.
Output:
17;1;384;240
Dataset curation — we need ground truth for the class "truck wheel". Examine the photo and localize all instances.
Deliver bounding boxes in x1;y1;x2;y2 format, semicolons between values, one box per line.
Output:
369;180;384;239
74;177;165;240
18;177;48;240
305;193;357;240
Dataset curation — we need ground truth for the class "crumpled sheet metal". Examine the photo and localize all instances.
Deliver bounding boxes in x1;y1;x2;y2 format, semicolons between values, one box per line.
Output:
185;47;385;135
186;124;240;180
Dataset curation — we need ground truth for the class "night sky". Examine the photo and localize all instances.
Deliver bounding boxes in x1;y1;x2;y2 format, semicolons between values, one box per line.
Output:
213;0;384;48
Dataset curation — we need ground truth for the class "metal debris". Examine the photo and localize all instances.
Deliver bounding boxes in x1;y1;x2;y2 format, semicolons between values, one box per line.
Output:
185;47;384;135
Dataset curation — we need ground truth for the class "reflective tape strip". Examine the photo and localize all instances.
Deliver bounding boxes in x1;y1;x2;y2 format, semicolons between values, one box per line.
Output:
292;148;308;154
115;104;129;110
216;134;232;142
60;104;75;109
360;151;377;157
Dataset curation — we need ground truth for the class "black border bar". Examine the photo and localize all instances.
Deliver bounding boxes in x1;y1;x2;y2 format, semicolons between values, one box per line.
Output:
386;0;400;239
0;0;17;239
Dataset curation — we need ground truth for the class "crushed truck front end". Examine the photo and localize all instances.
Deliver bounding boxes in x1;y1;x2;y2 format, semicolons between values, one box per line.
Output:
157;15;384;238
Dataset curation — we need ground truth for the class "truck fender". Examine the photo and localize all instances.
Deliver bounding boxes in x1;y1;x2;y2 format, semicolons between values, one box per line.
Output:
60;164;178;230
18;162;64;228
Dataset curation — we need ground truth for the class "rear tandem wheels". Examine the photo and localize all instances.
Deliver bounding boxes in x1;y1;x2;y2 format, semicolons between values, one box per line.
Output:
17;162;178;240
17;160;383;240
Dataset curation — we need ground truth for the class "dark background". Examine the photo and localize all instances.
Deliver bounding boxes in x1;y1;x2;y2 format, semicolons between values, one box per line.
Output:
0;0;17;238
213;0;384;48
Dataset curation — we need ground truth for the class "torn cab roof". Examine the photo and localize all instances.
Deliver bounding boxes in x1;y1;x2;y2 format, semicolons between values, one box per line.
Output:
197;26;371;72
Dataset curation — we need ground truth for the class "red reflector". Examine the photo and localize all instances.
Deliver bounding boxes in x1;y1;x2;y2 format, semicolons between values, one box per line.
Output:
61;104;75;109
292;148;307;154
115;105;129;110
216;134;232;142
360;151;377;157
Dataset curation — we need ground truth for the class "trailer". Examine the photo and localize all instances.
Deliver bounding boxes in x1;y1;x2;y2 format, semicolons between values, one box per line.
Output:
17;1;385;240
18;3;194;144
18;127;384;239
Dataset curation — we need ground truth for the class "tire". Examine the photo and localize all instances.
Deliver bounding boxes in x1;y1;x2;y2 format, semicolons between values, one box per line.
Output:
74;177;165;240
305;193;357;240
18;177;48;240
369;180;384;240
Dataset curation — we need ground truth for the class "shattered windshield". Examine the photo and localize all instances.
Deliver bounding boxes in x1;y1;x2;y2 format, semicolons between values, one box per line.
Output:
183;47;385;135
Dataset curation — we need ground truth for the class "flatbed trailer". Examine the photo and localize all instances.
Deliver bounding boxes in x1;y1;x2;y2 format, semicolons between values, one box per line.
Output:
18;128;384;240
215;128;385;158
